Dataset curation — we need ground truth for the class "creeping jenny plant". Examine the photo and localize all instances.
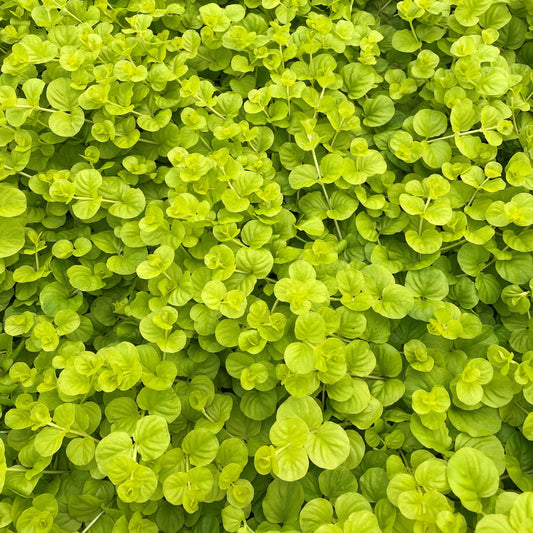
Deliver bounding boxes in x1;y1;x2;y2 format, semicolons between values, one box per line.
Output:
1;0;533;532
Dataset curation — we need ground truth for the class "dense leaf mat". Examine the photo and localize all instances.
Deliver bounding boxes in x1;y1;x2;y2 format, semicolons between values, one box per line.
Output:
1;0;533;531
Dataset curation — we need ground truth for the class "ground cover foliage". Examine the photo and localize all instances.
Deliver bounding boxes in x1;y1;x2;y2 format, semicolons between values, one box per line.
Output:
1;0;533;531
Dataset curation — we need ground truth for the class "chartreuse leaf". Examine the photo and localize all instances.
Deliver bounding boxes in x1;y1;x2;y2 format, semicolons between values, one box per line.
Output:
306;422;350;470
182;428;219;466
413;109;447;138
263;479;304;524
447;447;499;512
372;285;414;319
0;219;25;258
95;432;133;474
163;466;214;513
49;108;85;137
133;415;170;460
0;185;26;217
66;437;95;466
344;511;382;533
277;396;323;429
273;446;309;482
300;498;333;533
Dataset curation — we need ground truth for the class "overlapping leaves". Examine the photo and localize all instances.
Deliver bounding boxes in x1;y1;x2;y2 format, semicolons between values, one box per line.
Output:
0;0;533;532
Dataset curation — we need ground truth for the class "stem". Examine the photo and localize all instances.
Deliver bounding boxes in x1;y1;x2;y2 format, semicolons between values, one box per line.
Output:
180;245;192;257
312;87;326;120
419;197;431;234
6;466;70;474
409;20;419;42
428;125;498;143
398;449;413;473
195;97;225;119
440;239;466;252
312;148;344;240
512;110;519;136
3;165;33;179
202;408;216;423
330;118;345;149
196;52;213;62
198;135;211;150
81;510;105;533
466;178;489;207
52;0;84;23
377;0;395;14
479;257;497;272
514;401;529;415
293;235;308;244
72;196;118;204
227;181;240;196
162;330;168;362
275;443;291;455
47;422;99;442
79;384;93;405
